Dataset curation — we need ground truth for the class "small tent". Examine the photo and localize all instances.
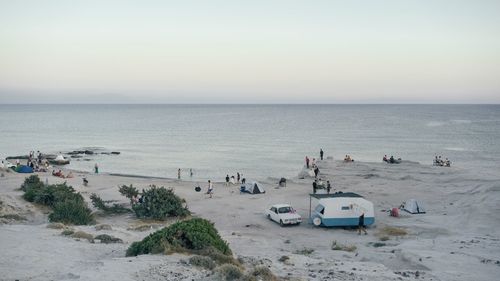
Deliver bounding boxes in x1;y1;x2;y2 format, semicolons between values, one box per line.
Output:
401;199;426;214
243;181;265;194
15;165;34;173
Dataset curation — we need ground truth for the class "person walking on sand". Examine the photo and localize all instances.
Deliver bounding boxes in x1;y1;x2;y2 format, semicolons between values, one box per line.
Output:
207;180;214;198
358;212;368;235
225;174;230;186
94;163;99;174
237;172;240;183
305;156;310;169
320;149;324;160
178;168;181;179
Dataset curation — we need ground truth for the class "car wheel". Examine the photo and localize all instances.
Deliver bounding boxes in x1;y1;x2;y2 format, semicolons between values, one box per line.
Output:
280;220;284;227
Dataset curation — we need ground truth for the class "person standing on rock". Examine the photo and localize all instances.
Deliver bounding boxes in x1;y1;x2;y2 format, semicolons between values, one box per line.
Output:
358;212;368;235
320;149;324;160
94;163;99;174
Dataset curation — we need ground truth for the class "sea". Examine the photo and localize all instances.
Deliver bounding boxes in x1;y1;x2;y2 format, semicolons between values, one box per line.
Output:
1;104;499;181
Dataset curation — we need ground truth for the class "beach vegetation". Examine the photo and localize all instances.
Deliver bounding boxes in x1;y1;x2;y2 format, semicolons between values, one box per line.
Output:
126;218;231;257
293;247;314;255
61;229;75;236
380;226;408;236
94;234;122;244
20;176;94;225
49;199;95;225
71;230;94;242
0;214;26;221
131;185;190;220
215;264;243;281
189;255;216;270
118;184;139;203
331;240;357;252
90;193;131;214
245;266;279;281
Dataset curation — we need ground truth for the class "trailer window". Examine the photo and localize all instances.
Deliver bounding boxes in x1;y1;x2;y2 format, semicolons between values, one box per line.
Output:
315;205;325;215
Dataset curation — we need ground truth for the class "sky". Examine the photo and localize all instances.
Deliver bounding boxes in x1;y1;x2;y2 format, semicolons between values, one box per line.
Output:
0;0;499;104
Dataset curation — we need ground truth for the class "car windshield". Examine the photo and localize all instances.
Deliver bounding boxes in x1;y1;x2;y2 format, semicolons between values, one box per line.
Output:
278;207;292;213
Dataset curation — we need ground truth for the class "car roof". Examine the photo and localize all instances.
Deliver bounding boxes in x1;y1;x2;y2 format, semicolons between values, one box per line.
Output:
271;204;292;208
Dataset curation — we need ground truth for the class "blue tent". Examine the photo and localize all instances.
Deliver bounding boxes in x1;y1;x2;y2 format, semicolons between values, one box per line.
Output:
16;165;34;173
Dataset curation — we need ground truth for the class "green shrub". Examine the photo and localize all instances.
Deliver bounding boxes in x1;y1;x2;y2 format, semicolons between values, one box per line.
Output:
189;255;216;270
21;175;45;202
90;193;131;214
215;264;243;281
49;199;94;225
126;218;231;257
20;177;94;225
21;175;44;192
118;184;139;202
33;183;81;207
131;185;189;220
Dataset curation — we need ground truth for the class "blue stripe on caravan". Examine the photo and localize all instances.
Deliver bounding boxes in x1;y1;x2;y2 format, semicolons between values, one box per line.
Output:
317;217;375;227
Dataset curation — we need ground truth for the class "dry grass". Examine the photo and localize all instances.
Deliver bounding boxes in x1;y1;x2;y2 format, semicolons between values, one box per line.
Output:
379;236;390;241
47;222;66;229
0;214;26;221
379;226;408;236
293;248;314;255
331;240;357;252
71;231;94;242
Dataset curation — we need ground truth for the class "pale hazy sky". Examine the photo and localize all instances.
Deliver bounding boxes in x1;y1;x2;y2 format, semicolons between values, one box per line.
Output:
1;0;499;103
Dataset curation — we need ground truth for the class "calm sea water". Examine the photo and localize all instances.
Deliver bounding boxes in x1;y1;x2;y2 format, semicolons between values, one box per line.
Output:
1;105;499;180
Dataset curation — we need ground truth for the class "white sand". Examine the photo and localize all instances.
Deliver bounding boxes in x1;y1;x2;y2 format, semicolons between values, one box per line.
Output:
1;159;499;281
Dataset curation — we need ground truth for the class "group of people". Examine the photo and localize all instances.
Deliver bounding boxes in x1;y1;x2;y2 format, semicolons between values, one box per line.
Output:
52;169;73;178
343;155;354;162
312;179;332;194
24;150;50;172
434;156;451;167
224;172;243;186
382;155;401;164
177;168;194;179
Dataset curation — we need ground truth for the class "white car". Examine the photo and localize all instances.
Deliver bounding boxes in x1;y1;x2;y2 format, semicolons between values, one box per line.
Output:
266;204;302;226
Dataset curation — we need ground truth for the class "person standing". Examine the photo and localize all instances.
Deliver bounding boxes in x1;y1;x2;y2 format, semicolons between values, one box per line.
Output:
225;174;230;186
178;168;181;179
326;180;331;194
94;163;99;174
190;168;193;177
314;167;320;178
312;180;317;194
358;212;368;235
305;156;310;169
320;149;324;160
237;172;240;183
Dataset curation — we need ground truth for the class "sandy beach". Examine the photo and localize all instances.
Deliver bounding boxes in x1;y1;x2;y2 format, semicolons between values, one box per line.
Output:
1;158;499;281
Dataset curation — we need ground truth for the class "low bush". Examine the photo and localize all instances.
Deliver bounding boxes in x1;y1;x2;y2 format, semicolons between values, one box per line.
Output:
131;185;190;220
331;240;357;252
90;193;130;214
61;229;75;236
49;199;95;225
215;264;243;281
293;248;314;255
21;175;44;192
246;266;279;281
126;218;231;257
379;226;408;236
189;255;216;270
95;234;122;244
